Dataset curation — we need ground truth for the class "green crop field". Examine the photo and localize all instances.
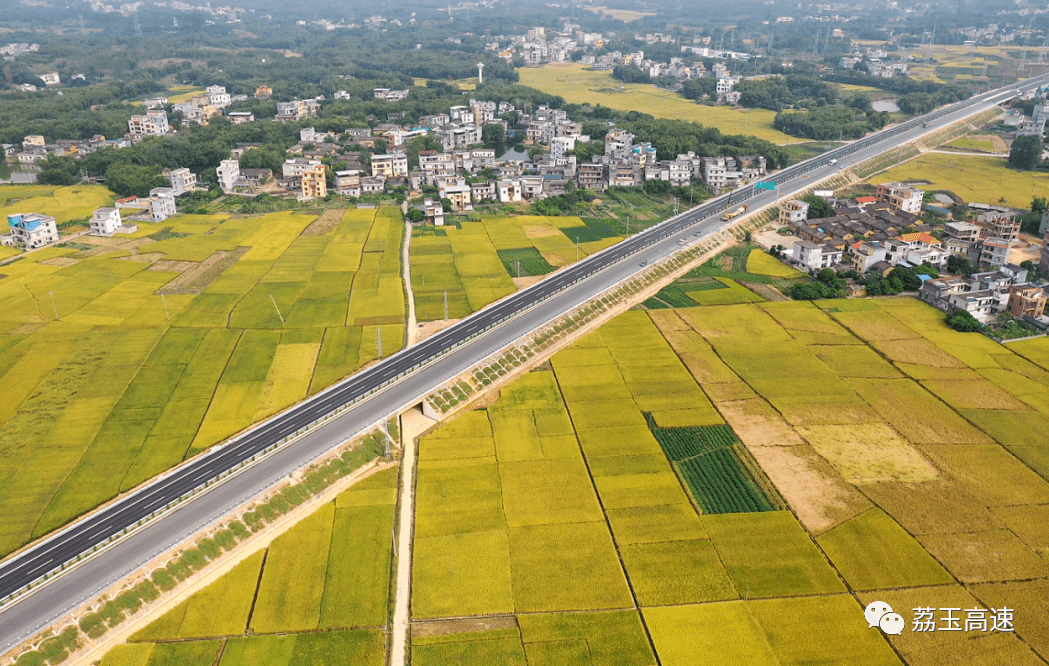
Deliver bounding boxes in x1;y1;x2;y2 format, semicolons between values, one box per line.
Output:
103;469;396;665
411;215;600;321
0;205;406;558
519;64;796;144
865;152;1049;209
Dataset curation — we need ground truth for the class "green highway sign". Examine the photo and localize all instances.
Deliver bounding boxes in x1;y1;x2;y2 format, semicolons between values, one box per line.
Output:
755;182;776;191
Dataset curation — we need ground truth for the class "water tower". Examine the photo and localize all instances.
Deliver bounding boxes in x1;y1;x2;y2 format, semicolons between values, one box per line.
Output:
477;62;484;84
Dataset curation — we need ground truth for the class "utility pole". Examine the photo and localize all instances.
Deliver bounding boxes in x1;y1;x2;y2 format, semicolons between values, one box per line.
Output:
161;293;170;323
515;260;521;278
269;294;284;324
377;327;383;358
443;290;448;320
626;215;630;235
49;291;59;321
575;235;580;262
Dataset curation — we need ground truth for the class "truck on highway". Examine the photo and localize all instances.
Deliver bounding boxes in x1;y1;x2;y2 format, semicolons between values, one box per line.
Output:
722;205;748;221
922;121;930;128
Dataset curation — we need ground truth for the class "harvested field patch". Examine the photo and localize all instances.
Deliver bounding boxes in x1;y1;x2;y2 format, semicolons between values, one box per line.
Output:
301;209;344;236
714;398;806;447
797;423;939;484
922;378;1032;411
747;444;872;534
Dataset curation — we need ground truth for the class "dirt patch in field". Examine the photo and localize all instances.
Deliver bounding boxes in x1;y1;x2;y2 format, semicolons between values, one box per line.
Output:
412;616;519;638
301;209;343;236
155;246;250;294
38;257;80;267
512;275;545;289
747;444;872;534
120;252;165;264
415;318;462;342
715;397;806;446
149;259;198;273
742;281;788;301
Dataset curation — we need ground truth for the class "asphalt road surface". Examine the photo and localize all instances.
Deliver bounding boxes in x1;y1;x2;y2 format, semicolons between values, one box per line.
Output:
1;71;1047;651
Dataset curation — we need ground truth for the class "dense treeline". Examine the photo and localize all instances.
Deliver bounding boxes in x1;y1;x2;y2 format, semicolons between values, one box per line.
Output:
0;82;165;144
773;105;889;140
895;86;965;114
734;74;836;111
822;71;958;96
612;65;653;84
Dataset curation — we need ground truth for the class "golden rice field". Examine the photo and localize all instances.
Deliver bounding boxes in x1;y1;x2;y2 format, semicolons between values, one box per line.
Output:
403;289;1049;664
866;152;1049;209
518;64;796;144
98;468;398;666
0;203;406;558
0;184;115;223
92;260;1049;665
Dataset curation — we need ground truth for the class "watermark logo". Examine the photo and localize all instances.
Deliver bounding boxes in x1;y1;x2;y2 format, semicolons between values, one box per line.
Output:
865;602;1015;635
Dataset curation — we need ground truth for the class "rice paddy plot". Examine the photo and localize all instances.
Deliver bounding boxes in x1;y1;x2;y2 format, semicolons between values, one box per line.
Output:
815;508;953;591
519;65;795;144
250;503;336;633
508;521;633;612
412;529;514;618
621;538;738;605
644;602;778;666
703;511;846;598
518;610;655;666
412;630;527;666
497;247;555;277
677;450;775;514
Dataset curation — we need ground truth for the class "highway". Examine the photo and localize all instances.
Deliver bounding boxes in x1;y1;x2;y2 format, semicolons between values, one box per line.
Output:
1;71;1047;652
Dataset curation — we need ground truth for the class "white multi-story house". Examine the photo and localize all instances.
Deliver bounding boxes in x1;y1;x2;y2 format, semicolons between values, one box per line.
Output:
498;179;522;202
778;200;810;226
550;136;576;159
4;213;58;248
40;72;60;86
128;110;170;138
876;182;923;215
283;158;323;180
167;168;198;196
143;97;168;110
335;170;362;197
217;160;241;193
275;98;322;122
205;85;231;108
227;111;255;125
792;240;843;272
148;188;177;222
90;208;122;237
373;88;409;102
370;152;409;178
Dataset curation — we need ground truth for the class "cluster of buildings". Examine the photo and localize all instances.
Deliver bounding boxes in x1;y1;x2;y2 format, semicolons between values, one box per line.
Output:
785;184;1029;276
920;265;1046;326
11;133;132;166
780;182;1049;327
